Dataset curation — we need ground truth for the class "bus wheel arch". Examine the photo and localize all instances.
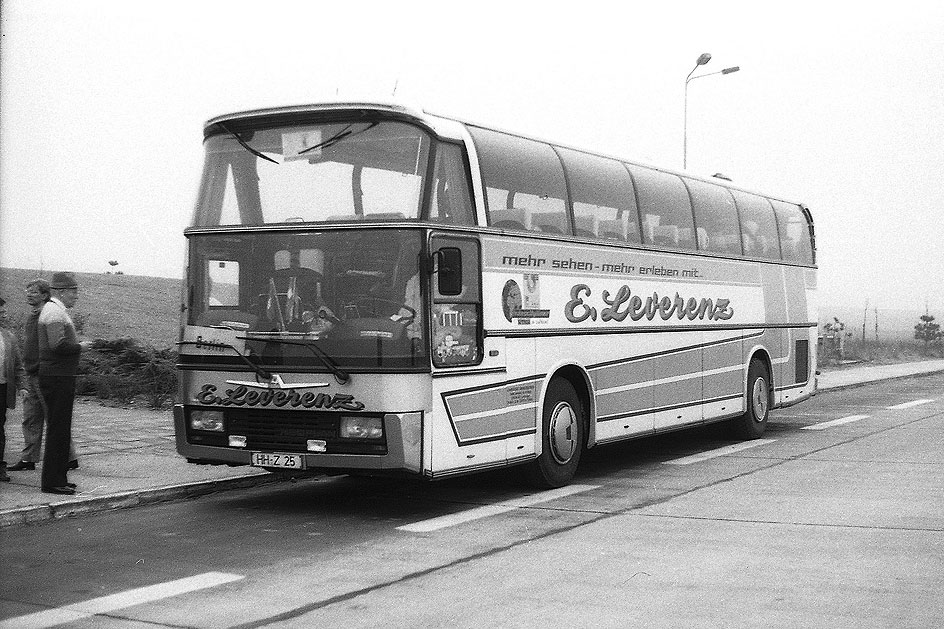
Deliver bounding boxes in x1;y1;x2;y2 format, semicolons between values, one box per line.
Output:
527;368;590;488
730;351;773;439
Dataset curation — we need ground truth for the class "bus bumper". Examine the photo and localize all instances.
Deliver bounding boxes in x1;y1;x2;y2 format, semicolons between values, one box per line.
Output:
174;405;424;474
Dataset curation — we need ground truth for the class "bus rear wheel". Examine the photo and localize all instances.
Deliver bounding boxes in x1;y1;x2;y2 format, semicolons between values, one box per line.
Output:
729;359;771;439
526;378;584;488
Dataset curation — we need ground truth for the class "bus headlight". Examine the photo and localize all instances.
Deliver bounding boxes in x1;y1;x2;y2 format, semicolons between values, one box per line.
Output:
339;416;383;439
190;409;225;432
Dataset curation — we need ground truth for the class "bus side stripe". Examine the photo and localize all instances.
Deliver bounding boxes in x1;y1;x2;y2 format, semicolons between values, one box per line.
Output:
598;394;742;422
453;401;539;423
596;363;744;397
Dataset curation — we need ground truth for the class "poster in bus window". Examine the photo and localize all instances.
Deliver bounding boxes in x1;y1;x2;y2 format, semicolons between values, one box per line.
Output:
433;304;479;366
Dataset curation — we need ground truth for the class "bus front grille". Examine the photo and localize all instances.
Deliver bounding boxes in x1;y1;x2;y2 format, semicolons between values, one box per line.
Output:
221;408;386;455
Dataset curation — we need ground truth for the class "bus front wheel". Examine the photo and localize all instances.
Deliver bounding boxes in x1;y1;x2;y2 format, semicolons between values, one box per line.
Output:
729;359;771;439
526;378;584;488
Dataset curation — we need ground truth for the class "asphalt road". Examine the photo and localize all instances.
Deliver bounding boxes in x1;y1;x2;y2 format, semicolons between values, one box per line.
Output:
2;373;942;628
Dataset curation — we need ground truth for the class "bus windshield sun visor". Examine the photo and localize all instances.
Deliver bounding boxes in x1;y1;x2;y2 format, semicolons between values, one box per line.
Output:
298;121;379;156
218;122;279;165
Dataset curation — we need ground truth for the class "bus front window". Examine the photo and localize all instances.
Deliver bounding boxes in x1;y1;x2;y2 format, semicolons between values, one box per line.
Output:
186;229;427;370
194;121;432;226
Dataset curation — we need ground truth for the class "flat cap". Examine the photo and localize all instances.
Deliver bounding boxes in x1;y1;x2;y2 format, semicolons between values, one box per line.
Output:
50;271;79;289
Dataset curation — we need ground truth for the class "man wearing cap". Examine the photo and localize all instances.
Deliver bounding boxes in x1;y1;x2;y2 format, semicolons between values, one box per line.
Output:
38;272;93;495
1;296;29;482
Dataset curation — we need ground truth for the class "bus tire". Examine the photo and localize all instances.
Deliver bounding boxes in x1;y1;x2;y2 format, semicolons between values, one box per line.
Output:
729;359;771;439
526;378;584;488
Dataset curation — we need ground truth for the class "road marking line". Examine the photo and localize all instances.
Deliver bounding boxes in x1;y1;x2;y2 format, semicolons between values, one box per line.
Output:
802;414;870;430
397;484;599;533
663;439;776;465
0;572;244;629
887;399;934;410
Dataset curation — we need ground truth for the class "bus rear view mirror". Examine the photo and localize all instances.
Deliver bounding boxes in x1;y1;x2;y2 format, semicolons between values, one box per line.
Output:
436;247;463;296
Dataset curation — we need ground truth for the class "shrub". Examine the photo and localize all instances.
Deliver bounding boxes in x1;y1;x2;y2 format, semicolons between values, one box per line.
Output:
78;338;177;408
915;313;943;356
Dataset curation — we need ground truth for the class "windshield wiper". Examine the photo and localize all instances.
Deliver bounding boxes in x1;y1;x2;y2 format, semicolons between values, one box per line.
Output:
298;121;379;156
219;122;279;165
177;339;272;381
239;336;350;385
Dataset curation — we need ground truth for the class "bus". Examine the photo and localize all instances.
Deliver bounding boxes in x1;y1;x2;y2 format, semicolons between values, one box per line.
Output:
175;101;817;488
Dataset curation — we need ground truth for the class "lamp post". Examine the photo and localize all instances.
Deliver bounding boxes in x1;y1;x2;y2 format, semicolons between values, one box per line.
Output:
684;52;740;169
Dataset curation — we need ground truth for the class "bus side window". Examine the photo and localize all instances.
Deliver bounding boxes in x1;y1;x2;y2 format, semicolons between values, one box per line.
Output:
469;126;568;235
771;199;814;264
684;177;743;255
429;143;475;225
626;165;696;250
557;148;640;243
731;191;782;260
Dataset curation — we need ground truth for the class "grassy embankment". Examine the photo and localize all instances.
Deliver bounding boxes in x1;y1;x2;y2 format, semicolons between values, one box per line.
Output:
1;268;181;407
1;267;180;348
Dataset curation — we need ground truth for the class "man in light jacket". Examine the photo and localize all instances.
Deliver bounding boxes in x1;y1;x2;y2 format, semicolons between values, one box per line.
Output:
38;272;92;495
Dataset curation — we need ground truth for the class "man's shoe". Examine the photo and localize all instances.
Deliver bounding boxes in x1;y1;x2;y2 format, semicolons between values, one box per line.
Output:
0;470;9;482
42;486;76;495
8;461;36;471
68;460;79;470
65;482;77;489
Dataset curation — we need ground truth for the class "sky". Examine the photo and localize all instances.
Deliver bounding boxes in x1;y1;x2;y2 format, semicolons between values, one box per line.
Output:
1;0;942;313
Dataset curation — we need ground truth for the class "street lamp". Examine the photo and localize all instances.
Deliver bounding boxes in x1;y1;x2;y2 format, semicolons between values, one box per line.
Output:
684;53;740;169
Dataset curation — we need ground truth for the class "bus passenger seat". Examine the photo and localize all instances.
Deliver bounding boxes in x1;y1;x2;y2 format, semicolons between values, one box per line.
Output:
532;212;569;234
781;239;798;260
652;225;679;246
574;215;598;238
713;234;739;253
489;208;532;231
598;218;626;241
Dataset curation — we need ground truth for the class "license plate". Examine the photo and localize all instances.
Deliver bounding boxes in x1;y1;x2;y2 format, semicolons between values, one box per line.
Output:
251;452;305;469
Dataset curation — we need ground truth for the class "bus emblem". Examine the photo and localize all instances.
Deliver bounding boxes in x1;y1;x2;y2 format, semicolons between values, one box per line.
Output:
195;383;365;411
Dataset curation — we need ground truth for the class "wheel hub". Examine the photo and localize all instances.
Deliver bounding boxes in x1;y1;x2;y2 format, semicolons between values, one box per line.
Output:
549;402;578;464
751;377;769;420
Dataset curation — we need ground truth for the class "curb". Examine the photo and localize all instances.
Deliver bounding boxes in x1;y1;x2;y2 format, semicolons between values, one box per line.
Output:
817;366;944;394
0;472;282;529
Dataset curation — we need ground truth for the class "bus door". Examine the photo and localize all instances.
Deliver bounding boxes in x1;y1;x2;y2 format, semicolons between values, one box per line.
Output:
427;235;499;474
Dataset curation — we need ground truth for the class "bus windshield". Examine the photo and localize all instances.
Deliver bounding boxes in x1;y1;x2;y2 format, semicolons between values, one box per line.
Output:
193;120;432;226
185;228;427;370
